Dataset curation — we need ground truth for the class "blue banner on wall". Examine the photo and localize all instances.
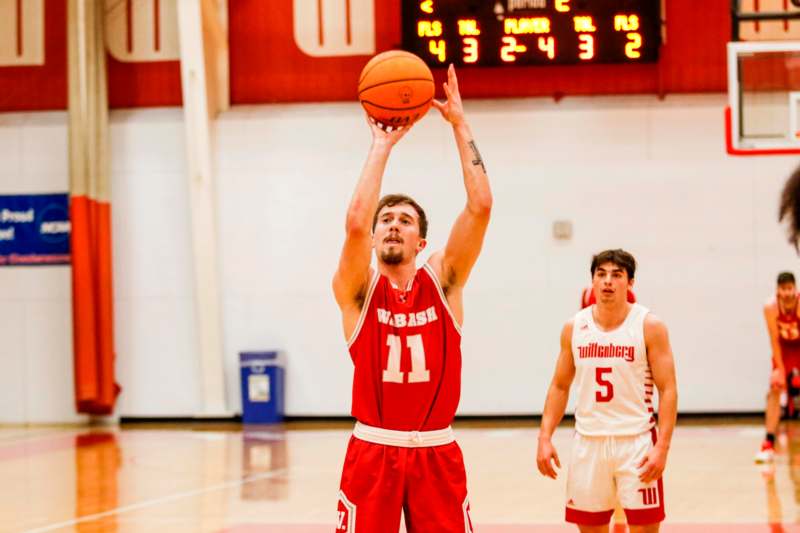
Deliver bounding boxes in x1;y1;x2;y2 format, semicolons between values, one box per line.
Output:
0;194;70;266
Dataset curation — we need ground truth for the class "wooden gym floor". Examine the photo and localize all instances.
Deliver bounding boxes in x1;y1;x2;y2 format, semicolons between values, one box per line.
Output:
2;417;800;532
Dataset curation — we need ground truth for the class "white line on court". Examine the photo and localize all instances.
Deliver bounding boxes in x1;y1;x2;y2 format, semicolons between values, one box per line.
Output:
22;468;289;532
0;429;81;446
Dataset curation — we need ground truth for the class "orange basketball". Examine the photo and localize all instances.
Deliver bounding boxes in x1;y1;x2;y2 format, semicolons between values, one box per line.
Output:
358;50;435;128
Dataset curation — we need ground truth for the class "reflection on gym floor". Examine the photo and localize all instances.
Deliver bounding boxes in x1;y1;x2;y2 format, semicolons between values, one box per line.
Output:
4;419;800;532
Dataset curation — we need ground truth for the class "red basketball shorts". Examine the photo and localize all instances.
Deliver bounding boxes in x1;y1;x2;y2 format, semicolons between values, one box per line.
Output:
336;433;474;533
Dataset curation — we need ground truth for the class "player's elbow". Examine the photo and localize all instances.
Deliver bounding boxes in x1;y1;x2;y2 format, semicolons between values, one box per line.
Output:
658;382;678;401
468;192;493;218
345;209;372;237
551;378;571;395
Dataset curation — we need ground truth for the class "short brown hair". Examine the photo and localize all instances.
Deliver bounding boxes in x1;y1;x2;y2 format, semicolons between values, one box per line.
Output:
372;194;428;238
591;249;636;279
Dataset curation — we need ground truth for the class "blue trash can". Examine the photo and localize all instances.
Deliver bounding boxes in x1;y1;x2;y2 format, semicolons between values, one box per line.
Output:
239;351;285;424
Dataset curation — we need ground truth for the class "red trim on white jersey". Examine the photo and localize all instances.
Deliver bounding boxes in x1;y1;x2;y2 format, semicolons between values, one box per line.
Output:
625;505;665;526
565;507;614;526
622;428;665;525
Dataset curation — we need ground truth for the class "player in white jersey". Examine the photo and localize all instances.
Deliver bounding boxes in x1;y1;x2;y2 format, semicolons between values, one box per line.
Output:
537;249;678;533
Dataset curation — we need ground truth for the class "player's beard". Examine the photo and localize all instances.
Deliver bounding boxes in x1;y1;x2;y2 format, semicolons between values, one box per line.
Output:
380;247;404;265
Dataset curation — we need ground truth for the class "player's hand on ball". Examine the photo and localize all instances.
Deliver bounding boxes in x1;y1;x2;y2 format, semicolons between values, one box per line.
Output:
771;367;787;390
536;438;561;479
366;114;411;147
637;445;667;483
431;64;465;127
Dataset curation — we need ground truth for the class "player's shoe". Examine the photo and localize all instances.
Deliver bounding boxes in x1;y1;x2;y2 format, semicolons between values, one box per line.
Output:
755;440;775;463
759;461;777;479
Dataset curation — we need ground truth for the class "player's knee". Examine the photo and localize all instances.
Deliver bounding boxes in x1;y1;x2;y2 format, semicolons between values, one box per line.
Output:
628;524;660;533
577;525;611;533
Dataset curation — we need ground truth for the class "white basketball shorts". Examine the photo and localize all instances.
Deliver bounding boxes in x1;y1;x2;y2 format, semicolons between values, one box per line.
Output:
565;428;665;526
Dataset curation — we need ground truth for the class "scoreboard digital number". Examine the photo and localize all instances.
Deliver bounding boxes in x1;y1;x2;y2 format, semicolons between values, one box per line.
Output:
402;0;661;67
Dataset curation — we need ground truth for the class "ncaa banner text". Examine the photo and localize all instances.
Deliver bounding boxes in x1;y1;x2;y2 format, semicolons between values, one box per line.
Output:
0;194;70;266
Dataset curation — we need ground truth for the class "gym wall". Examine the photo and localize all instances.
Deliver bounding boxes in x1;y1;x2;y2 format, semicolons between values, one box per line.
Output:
0;93;796;421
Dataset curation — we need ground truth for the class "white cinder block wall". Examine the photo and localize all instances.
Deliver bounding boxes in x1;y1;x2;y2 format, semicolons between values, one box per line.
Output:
0;94;797;422
0;112;82;424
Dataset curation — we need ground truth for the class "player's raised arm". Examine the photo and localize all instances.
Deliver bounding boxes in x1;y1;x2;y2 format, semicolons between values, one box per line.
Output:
429;65;492;291
537;320;577;480
639;314;678;484
332;118;411;325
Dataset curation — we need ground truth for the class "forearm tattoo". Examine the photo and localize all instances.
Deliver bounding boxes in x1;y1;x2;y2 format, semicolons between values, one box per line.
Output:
468;140;486;173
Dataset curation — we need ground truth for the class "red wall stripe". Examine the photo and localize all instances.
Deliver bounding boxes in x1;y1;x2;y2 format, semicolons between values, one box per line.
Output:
0;0;66;112
317;0;324;46
16;0;22;57
755;0;761;32
154;0;161;52
126;0;133;53
106;56;182;109
345;0;352;45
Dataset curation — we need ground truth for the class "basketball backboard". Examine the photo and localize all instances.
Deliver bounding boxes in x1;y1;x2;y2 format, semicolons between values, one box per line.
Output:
727;41;800;154
727;1;800;155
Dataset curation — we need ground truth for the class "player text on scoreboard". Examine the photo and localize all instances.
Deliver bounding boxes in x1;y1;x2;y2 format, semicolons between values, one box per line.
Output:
402;0;661;67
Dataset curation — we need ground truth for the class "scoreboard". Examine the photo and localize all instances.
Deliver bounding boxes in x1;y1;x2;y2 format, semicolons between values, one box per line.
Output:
402;0;662;67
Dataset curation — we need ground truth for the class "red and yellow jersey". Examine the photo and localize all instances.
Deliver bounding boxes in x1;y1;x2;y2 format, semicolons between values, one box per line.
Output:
347;263;462;431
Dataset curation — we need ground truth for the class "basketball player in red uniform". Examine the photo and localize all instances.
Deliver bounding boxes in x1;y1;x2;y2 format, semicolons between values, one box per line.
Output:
332;65;491;533
756;272;800;463
537;249;678;533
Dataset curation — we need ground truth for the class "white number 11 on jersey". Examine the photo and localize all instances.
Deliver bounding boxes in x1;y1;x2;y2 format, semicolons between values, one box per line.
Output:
383;334;430;383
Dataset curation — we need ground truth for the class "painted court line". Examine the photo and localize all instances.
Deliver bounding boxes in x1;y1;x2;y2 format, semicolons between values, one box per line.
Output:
21;468;289;533
221;524;800;532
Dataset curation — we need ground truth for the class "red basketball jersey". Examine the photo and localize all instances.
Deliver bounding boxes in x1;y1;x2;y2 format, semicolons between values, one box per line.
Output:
778;296;800;369
347;263;462;431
